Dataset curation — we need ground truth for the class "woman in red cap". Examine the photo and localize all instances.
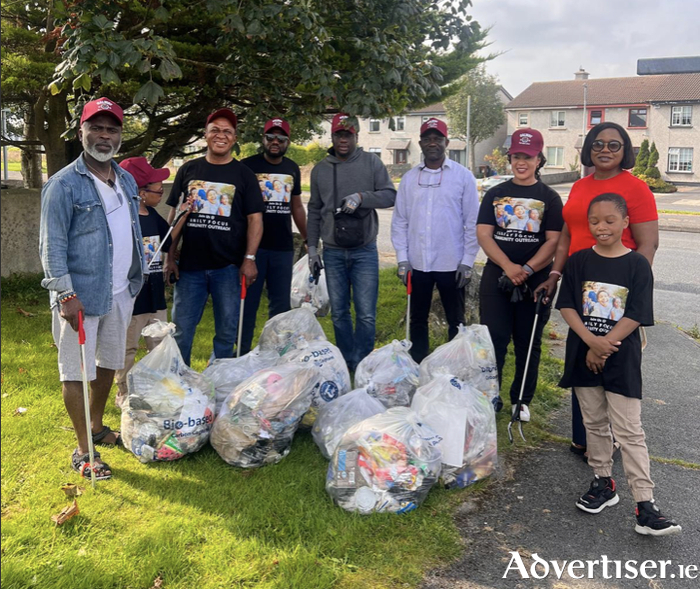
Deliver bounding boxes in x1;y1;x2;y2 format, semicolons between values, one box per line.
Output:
476;128;564;420
534;122;659;459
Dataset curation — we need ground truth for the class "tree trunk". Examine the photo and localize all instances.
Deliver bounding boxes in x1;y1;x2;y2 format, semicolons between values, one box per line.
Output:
35;91;80;177
21;107;44;188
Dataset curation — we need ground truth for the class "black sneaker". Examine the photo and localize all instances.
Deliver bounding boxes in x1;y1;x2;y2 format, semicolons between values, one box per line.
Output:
576;476;620;513
635;500;682;536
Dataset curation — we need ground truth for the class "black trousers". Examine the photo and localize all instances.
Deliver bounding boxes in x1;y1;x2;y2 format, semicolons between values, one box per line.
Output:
410;269;465;363
479;263;551;406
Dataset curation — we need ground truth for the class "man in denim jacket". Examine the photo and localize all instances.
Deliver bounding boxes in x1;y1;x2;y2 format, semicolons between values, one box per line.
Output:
39;97;145;480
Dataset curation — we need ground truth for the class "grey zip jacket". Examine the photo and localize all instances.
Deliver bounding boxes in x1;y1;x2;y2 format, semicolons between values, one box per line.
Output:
308;147;396;249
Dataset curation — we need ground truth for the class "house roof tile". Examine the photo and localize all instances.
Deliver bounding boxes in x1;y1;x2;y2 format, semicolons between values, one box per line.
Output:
507;73;700;109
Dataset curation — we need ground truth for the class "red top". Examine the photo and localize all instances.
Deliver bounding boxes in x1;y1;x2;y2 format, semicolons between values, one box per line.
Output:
563;171;658;255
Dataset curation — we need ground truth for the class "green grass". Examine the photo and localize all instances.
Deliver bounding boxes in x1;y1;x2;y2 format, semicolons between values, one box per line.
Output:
657;209;700;216
1;270;564;589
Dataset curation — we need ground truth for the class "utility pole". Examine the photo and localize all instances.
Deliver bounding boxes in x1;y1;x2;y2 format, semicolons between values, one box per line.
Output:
465;95;472;171
1;109;9;182
580;83;588;178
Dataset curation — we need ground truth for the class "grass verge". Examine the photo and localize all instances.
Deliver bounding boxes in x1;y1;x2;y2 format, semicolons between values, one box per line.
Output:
1;270;564;589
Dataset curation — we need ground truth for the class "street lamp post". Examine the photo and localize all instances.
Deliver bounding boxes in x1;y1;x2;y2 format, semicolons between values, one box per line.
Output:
580;83;588;178
1;109;10;182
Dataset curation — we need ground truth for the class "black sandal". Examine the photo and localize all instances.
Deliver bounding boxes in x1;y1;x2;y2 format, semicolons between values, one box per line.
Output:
71;448;112;480
92;425;123;447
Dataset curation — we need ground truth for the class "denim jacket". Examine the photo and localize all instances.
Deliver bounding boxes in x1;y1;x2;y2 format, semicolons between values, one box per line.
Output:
39;154;145;316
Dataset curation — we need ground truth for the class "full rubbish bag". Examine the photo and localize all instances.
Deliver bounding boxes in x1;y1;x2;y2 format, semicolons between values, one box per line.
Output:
354;340;419;408
290;254;330;317
277;338;351;425
418;324;499;403
312;388;386;459
122;322;216;463
210;364;319;468
258;307;326;356
203;347;279;414
326;407;442;514
411;375;498;488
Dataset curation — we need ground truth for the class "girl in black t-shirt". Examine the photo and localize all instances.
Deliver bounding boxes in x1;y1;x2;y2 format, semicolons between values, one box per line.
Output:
557;193;680;536
476;128;563;421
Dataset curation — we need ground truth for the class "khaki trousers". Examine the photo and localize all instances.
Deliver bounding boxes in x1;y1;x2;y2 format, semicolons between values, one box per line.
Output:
575;386;654;502
115;309;168;395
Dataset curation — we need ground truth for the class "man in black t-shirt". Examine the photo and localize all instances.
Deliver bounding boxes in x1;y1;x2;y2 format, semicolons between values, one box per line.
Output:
165;108;264;364
239;118;307;355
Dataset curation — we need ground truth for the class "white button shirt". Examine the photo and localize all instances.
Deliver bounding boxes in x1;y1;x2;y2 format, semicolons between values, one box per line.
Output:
391;158;480;272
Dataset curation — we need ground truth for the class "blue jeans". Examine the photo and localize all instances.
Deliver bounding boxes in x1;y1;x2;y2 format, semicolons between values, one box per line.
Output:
172;265;240;365
240;248;294;355
323;242;379;371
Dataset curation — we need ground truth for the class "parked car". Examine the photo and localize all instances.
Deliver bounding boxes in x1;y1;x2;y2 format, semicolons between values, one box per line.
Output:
479;175;513;198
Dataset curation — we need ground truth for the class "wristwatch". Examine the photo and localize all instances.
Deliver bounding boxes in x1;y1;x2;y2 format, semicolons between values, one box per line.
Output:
244;254;256;261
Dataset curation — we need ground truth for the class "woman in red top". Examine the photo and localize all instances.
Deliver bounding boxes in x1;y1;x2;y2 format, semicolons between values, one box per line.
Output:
535;122;659;457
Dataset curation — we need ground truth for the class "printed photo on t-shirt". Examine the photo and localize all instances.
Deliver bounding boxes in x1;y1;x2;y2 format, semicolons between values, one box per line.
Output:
186;181;235;218
493;197;545;232
581;281;628;334
256;173;293;214
143;235;162;272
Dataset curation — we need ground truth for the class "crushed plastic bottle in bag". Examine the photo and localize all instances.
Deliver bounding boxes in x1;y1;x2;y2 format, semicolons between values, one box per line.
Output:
122;322;216;463
326;407;442;514
290;254;331;317
210;364;319;468
412;374;498;488
258;306;326;356
418;324;499;403
313;388;386;459
354;340;419;408
203;347;280;414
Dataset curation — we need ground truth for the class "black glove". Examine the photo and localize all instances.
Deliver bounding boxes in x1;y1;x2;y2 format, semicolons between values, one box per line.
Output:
498;272;529;303
308;246;323;283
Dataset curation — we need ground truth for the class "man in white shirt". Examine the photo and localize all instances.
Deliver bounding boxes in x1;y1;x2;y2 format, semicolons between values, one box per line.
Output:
391;117;479;362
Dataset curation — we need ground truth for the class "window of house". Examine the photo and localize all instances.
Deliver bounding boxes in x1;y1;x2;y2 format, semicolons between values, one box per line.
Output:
589;110;603;126
550;111;566;128
518;112;529;126
394;149;408;165
369;119;380;132
368;148;382;158
393;116;406;131
449;149;465;166
668;147;694;172
671;106;692;126
545;147;564;167
628;108;647;128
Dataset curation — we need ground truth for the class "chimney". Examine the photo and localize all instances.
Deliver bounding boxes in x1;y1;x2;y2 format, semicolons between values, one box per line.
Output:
574;67;590;80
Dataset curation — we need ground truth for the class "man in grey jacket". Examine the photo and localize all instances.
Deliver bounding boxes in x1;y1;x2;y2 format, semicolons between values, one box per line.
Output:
307;113;396;370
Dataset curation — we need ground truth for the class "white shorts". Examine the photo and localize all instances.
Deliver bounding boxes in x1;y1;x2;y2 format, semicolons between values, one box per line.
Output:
52;288;135;382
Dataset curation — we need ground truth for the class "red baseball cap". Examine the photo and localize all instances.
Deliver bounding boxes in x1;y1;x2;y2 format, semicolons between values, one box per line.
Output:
263;118;291;136
80;97;124;126
331;113;357;134
420;118;448;137
119;157;170;189
206;108;238;129
508;128;544;157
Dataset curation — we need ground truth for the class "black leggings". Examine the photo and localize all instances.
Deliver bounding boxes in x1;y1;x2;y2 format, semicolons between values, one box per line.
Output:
479;263;551;406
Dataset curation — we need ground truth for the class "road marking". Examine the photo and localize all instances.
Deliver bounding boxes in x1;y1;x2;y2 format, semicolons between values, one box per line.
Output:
672;199;700;206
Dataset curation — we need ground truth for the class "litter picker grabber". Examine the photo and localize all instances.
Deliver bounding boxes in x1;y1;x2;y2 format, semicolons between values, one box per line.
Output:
405;270;412;342
508;290;545;444
147;194;189;271
78;311;97;488
236;275;247;358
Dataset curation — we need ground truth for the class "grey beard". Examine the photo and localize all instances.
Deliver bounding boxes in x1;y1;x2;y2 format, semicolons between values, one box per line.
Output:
83;139;121;163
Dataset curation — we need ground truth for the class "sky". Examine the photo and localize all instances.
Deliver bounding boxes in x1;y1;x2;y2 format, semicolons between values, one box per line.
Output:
468;0;700;98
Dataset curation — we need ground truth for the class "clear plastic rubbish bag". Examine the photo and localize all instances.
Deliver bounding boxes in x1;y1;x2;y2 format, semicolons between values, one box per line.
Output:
290;254;330;317
312;388;386;460
326;407;442;514
419;324;499;403
277;338;351;426
411;375;498;488
354;340;419;408
210;364;319;468
258;306;326;356
203;347;279;414
122;321;216;463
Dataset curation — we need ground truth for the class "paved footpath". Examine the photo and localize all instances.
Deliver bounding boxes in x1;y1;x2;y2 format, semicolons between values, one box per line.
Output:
421;323;700;589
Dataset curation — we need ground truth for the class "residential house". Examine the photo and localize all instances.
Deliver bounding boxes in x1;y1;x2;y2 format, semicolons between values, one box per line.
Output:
506;69;700;184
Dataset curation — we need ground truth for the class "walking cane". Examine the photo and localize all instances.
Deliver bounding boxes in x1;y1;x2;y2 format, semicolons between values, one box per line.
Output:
236;275;247;358
405;271;412;342
147;195;189;271
508;290;545;444
78;311;97;488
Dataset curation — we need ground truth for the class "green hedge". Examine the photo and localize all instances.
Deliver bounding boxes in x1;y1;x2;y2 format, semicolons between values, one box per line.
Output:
238;142;328;166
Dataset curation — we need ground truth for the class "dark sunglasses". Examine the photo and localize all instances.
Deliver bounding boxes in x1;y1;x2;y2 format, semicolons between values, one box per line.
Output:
264;133;289;143
591;140;623;153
